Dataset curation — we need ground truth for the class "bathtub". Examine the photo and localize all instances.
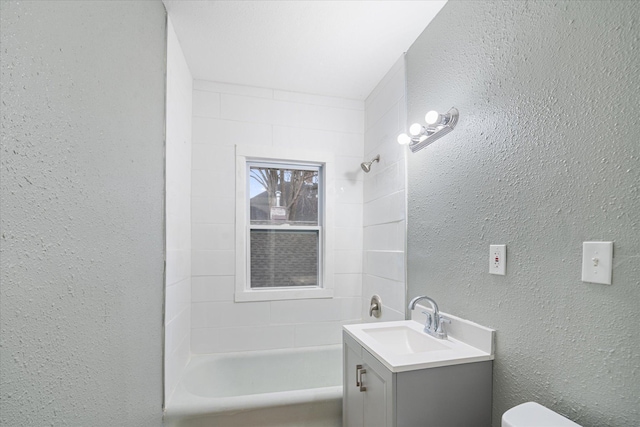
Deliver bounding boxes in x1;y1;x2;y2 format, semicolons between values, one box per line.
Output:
164;344;343;427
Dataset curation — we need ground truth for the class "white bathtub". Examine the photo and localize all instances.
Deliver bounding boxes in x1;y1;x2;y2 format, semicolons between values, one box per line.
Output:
164;345;343;427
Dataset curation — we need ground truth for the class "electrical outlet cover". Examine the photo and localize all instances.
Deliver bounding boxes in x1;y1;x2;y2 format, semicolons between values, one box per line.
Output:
581;241;613;285
489;244;506;275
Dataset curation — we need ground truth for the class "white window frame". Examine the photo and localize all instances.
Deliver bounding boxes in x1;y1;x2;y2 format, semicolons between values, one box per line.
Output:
235;145;335;302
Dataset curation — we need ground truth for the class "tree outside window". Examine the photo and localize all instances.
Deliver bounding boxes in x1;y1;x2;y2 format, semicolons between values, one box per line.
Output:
249;166;319;226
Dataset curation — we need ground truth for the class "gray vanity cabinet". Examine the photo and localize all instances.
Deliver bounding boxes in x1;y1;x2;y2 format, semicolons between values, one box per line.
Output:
344;332;394;427
343;331;493;427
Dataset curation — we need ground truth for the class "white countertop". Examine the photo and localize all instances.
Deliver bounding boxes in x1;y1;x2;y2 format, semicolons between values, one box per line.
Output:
343;314;495;373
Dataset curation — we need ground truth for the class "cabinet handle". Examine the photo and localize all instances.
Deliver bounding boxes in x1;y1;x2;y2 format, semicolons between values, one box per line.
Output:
356;365;367;392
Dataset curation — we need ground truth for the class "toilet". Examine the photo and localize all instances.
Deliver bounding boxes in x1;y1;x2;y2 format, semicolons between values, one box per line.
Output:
502;402;582;427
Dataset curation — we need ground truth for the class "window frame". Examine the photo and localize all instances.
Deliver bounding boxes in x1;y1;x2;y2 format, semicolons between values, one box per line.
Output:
235;145;335;302
247;161;322;289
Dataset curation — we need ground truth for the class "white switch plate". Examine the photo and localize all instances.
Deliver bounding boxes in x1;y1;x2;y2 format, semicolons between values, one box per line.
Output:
581;241;613;285
489;245;506;275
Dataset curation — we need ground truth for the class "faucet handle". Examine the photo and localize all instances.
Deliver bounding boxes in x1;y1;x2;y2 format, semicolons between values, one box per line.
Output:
421;311;433;329
436;316;451;335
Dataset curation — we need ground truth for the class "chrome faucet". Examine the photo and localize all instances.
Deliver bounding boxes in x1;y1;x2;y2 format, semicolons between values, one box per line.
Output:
408;295;449;339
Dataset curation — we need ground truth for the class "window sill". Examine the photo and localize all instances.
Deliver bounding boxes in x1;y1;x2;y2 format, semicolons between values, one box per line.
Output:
234;287;334;302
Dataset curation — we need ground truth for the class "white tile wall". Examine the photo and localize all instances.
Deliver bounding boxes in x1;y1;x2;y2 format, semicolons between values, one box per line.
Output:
221;93;363;134
365;59;406;131
334;227;364;251
332;274;363;298
193;117;273;147
192;325;296;353
192;250;235;276
192;90;221;118
191;79;365;353
194;79;273;99
334;250;364;274
336;179;364;204
191;276;235;302
165;296;191;359
363;191;406;227
364;251;405;282
334;203;363;229
364;222;405;251
191;197;234;224
165;19;193;404
192;301;271;328
336;155;366;181
362;55;407;323
294;321;355;347
191;169;235;198
165;278;191;323
270;299;344;324
274;89;364;110
363;274;406;314
191;224;234;251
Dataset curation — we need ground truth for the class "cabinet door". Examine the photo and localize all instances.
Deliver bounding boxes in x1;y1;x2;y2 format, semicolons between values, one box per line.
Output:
362;349;394;427
343;333;364;427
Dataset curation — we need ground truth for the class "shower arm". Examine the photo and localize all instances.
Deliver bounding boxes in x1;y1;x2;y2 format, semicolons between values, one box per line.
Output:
361;154;380;173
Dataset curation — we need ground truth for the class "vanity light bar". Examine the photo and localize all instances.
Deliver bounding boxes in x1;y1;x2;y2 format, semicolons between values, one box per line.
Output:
397;107;459;153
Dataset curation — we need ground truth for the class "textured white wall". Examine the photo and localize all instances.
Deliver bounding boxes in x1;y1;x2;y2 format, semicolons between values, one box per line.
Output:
165;18;193;404
190;81;364;353
0;1;166;426
406;1;640;426
362;57;407;322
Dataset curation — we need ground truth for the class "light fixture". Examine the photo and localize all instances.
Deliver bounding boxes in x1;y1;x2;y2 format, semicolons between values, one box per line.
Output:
409;123;424;136
397;107;459;153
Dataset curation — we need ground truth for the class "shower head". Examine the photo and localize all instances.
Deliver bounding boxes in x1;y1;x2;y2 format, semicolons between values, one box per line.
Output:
361;154;380;173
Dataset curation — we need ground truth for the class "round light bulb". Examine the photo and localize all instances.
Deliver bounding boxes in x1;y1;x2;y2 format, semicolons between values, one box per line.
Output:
425;110;441;125
397;133;411;145
409;123;423;136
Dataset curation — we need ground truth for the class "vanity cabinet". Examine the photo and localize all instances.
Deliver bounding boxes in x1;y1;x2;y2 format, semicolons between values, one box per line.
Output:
344;332;394;426
343;331;492;427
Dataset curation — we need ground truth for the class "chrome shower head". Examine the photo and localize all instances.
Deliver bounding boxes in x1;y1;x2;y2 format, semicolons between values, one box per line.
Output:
361;154;380;173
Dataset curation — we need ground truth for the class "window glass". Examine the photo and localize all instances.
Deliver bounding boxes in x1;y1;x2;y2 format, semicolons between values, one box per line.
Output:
250;229;319;288
249;166;319;226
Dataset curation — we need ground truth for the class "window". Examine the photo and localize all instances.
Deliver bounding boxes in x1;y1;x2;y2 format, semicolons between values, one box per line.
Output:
235;145;335;302
248;162;321;288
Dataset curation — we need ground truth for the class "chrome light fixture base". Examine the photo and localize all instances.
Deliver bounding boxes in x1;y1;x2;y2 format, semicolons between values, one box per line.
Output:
397;107;459;153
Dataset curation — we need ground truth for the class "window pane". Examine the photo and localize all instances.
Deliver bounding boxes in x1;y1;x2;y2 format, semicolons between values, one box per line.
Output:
249;166;318;226
250;230;319;288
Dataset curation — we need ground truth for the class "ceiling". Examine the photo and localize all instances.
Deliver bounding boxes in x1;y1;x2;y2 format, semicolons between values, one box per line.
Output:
163;0;447;101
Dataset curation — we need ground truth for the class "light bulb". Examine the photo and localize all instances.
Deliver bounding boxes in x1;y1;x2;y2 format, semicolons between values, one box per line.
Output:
409;123;423;136
425;110;441;125
397;133;411;145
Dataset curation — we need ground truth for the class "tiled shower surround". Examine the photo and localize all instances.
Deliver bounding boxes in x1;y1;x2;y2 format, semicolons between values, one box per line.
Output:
164;52;410;403
189;80;366;353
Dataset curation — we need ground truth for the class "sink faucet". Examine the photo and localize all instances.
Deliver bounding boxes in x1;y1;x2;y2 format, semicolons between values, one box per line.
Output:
408;295;449;339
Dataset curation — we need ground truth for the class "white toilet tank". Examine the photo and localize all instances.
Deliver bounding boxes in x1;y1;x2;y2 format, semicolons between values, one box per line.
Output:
502;402;582;427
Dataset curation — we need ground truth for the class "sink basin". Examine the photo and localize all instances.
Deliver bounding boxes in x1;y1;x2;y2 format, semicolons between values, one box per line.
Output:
343;317;495;372
361;325;451;355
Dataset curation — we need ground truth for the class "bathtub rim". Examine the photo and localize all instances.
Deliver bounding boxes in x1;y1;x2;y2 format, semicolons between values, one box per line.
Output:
164;344;343;421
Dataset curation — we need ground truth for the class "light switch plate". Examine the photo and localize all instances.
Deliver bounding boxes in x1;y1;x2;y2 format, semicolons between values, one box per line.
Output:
581;241;613;285
489;245;506;275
